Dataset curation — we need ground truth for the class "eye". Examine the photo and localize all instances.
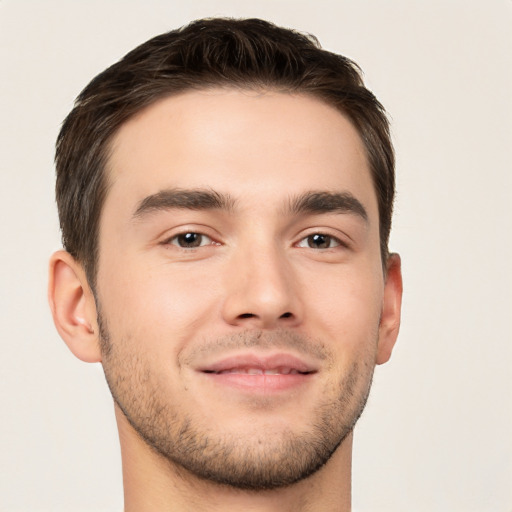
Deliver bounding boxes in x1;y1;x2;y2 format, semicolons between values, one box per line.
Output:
167;232;214;248
297;233;342;249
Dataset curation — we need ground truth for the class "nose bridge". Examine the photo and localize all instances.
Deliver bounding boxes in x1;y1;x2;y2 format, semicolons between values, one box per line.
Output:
222;234;300;328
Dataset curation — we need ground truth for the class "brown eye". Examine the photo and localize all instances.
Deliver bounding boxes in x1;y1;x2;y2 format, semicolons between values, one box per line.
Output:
170;232;212;248
297;233;341;249
308;234;330;249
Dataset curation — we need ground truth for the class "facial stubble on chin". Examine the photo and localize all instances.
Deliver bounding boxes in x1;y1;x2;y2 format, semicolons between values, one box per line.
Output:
98;314;376;491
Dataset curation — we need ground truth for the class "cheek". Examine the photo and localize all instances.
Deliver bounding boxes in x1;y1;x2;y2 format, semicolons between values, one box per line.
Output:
97;259;222;352
303;263;384;354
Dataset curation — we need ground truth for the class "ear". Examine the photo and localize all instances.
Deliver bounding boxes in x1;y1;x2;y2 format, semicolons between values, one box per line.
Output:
48;250;102;363
376;253;403;365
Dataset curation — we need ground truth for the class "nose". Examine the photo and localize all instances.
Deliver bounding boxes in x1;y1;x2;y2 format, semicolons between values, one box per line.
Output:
221;243;303;330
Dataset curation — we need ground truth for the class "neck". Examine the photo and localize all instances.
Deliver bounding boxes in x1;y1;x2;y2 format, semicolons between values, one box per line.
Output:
116;406;352;512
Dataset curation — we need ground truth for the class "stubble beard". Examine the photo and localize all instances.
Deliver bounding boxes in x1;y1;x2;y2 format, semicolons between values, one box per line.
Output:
99;316;376;491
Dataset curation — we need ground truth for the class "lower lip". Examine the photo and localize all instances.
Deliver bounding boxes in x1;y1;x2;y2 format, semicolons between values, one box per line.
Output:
201;372;314;393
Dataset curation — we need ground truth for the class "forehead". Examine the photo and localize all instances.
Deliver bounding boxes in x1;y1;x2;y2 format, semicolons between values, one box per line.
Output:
105;88;377;217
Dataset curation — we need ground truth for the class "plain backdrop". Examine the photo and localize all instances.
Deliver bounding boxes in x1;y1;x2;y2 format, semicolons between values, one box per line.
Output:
1;1;511;511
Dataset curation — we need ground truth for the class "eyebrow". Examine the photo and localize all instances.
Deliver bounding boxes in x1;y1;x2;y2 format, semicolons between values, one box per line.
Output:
133;188;236;219
286;191;368;223
132;187;368;224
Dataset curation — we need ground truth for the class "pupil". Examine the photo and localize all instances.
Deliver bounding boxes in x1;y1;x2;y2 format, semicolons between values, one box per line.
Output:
179;233;201;247
309;234;330;249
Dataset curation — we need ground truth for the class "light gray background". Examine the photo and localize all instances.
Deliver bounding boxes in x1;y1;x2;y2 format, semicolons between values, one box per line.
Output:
1;1;511;511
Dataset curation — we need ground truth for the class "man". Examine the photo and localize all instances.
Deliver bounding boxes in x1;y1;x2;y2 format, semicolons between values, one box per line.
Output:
48;17;402;511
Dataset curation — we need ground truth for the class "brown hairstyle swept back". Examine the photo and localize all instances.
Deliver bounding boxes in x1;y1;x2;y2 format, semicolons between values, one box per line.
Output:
55;17;395;289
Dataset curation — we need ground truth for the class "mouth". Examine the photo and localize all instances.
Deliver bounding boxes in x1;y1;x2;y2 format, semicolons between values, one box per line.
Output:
204;367;311;375
197;353;317;392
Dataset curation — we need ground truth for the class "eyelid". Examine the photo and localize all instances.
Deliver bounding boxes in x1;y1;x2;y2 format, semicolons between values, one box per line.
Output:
295;234;341;249
294;229;351;250
159;226;221;249
168;233;214;247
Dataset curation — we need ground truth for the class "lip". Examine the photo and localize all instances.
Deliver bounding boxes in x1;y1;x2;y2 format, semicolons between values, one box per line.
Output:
197;352;318;393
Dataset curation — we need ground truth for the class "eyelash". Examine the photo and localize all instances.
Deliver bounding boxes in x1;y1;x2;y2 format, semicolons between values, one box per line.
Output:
164;232;217;249
295;233;346;250
163;231;348;251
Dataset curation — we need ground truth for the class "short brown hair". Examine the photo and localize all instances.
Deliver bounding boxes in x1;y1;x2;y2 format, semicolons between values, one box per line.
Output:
55;17;394;288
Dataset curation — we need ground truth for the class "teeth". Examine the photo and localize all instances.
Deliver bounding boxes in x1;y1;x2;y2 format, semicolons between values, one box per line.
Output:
217;367;303;375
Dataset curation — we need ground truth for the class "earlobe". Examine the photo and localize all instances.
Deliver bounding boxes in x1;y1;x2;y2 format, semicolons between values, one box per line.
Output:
48;250;102;363
376;253;403;365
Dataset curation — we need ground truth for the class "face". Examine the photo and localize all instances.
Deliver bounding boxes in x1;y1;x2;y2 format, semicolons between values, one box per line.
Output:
96;89;397;489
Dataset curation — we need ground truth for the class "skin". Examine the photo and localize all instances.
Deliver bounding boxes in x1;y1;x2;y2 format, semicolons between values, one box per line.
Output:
49;89;402;511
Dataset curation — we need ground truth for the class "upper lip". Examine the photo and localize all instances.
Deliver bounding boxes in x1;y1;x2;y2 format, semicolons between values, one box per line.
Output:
197;352;318;375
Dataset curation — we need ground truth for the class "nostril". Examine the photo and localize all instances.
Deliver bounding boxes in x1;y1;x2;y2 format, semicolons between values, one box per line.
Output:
233;311;294;324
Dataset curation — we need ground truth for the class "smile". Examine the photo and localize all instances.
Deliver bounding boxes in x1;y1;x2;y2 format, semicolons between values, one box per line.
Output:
205;367;311;375
197;353;318;393
198;352;317;375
